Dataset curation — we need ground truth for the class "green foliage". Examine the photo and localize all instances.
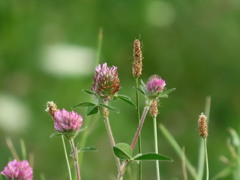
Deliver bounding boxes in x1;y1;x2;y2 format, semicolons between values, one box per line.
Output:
79;146;98;153
213;128;240;180
115;94;136;108
0;175;8;180
86;106;99;116
113;143;132;160
72;102;96;109
50;132;63;138
82;90;95;95
113;143;173;162
133;153;173;161
98;103;119;113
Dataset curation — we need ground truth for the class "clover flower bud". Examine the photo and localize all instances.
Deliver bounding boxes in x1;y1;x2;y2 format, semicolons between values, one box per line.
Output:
1;160;33;180
91;63;120;100
146;75;166;98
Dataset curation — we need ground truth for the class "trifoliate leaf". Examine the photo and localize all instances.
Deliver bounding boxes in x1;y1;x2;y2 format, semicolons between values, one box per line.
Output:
98;103;119;113
133;153;173;161
82;89;95;95
87;106;99;116
72;102;96;109
113;143;132;160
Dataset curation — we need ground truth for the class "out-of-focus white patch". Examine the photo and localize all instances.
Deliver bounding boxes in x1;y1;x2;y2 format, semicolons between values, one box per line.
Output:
146;1;176;27
0;94;31;133
41;44;96;77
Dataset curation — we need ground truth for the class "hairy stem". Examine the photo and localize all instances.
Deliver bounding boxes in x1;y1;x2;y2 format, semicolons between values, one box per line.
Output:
62;136;72;180
103;115;121;172
153;117;160;180
119;102;151;179
135;78;142;180
69;139;81;180
101;101;121;175
131;104;151;149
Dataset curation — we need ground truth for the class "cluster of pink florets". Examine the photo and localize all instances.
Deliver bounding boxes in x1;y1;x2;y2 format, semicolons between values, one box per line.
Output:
146;75;166;97
91;63;120;100
1;160;33;180
53;109;83;133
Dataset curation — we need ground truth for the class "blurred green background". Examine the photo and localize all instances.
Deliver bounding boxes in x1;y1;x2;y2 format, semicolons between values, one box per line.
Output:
1;0;240;179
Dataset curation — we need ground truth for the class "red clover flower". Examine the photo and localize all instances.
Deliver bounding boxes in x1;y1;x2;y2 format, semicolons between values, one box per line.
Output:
91;63;120;101
46;101;83;139
146;75;166;99
1;160;33;180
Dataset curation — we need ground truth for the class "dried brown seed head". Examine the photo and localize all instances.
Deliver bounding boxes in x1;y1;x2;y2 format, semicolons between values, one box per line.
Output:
150;100;158;118
46;101;58;117
132;39;143;78
198;113;208;138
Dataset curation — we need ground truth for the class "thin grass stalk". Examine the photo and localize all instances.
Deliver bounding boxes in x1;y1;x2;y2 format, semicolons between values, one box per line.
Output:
159;124;198;179
78;114;99;165
153;117;160;180
61;135;73;180
69;139;81;180
204;138;209;180
79;28;103;165
181;147;188;180
20;139;27;160
5;137;20;161
197;96;211;180
135;78;142;180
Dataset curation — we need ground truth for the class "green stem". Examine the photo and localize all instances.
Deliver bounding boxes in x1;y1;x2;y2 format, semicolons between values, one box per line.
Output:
69;139;81;180
131;103;151;149
79;28;103;165
204;138;209;180
135;78;142;180
119;102;151;180
96;28;103;66
78;114;99;165
103;116;121;172
62;136;72;180
197;96;211;180
153;117;160;180
101;101;121;175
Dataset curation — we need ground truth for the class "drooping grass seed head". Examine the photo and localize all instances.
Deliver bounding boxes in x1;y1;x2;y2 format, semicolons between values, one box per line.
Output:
198;113;208;139
1;160;33;180
91;63;120;101
146;75;166;99
132;39;143;78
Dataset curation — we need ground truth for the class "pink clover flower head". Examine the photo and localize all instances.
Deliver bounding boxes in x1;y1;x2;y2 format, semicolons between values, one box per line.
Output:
1;160;33;180
91;63;120;100
146;75;166;98
54;109;83;138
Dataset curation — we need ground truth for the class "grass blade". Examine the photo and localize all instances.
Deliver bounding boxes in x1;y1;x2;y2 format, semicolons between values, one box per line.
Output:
197;96;211;180
159;124;198;179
